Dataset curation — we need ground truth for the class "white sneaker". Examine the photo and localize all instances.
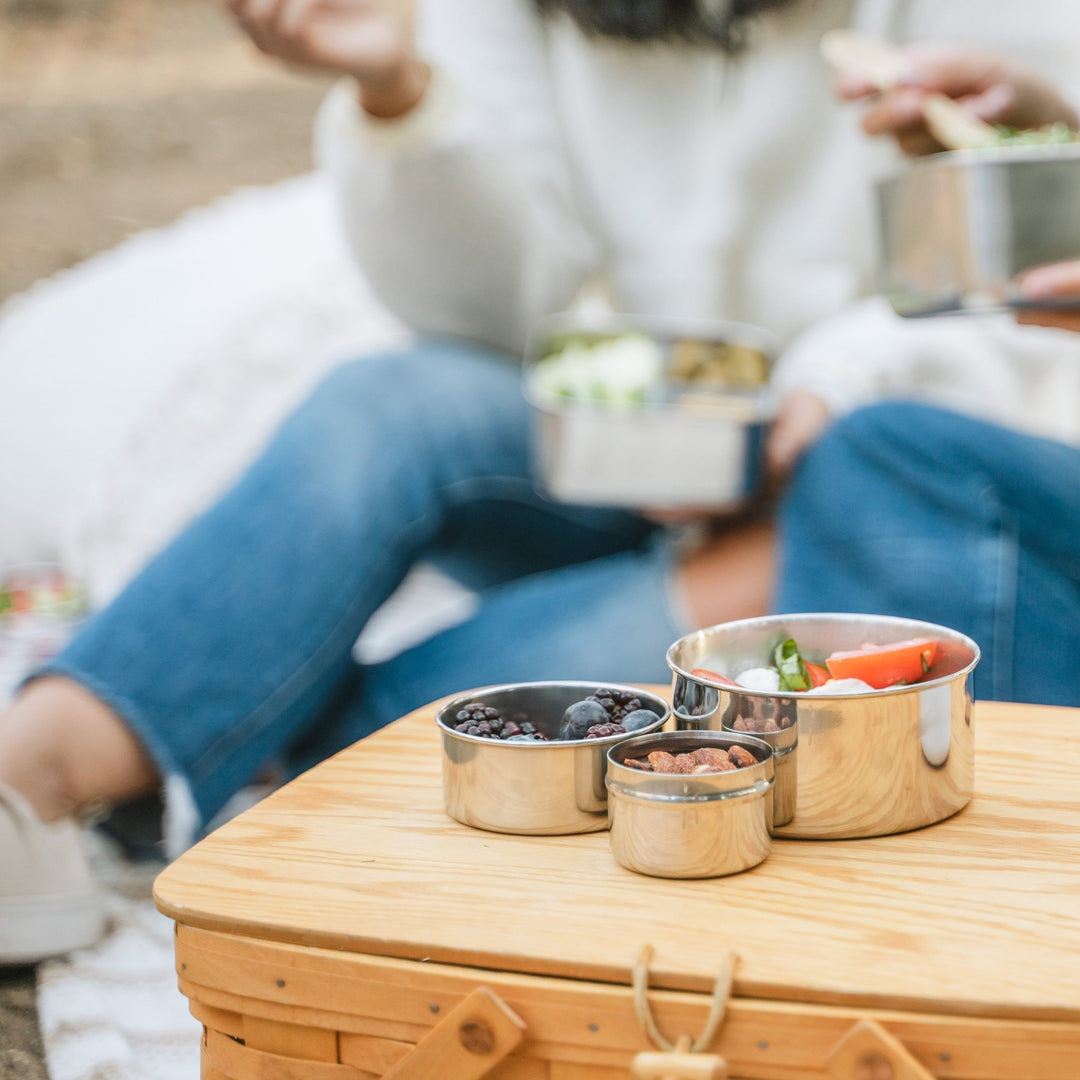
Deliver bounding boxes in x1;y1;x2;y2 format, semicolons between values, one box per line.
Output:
0;781;106;963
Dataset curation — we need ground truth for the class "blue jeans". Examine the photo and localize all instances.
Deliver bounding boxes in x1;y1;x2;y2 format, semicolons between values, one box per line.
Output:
45;339;690;841
776;402;1080;705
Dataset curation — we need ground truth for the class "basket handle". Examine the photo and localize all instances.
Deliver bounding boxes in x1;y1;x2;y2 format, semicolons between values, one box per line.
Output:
826;1020;938;1080
381;986;525;1080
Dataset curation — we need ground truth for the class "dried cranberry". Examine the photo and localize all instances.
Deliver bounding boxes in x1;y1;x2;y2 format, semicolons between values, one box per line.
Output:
583;722;627;739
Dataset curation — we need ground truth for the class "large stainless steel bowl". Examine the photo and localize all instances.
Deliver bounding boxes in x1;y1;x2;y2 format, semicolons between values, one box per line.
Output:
876;144;1080;316
437;681;669;835
524;312;776;508
667;613;979;839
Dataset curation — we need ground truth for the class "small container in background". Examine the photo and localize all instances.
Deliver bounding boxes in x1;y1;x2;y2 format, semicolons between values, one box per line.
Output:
0;562;88;705
524;313;777;509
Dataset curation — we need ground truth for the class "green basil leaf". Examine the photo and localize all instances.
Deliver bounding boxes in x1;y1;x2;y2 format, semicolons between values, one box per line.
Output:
774;638;811;692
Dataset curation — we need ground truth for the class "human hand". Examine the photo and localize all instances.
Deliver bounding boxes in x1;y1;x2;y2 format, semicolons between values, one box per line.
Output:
836;43;1078;156
766;391;832;481
1016;262;1080;332
220;0;427;117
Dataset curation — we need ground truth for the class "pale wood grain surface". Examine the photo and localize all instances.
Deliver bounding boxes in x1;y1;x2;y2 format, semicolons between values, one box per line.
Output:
154;697;1080;1020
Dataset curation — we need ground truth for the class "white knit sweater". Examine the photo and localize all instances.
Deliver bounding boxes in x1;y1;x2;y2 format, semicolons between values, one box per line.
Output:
315;0;1080;445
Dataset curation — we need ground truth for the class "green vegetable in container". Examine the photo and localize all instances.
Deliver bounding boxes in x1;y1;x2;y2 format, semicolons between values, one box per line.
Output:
774;638;812;692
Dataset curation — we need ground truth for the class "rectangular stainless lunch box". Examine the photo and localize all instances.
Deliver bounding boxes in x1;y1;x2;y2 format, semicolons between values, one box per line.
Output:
876;144;1080;316
524;313;776;508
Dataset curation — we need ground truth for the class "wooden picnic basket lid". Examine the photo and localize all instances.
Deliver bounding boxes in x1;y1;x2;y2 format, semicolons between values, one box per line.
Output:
154;694;1080;1024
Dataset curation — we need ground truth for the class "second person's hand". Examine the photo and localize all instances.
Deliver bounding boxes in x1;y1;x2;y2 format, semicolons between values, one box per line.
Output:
221;0;428;118
837;43;1079;156
1016;262;1080;333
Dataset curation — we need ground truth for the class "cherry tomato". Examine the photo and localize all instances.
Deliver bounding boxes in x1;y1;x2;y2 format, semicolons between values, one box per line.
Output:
804;661;830;688
825;639;941;690
690;667;740;687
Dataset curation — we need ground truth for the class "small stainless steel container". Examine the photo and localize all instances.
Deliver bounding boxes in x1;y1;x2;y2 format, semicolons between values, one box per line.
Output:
668;613;979;840
524;313;776;508
876;144;1080;316
437;681;669;835
606;730;773;878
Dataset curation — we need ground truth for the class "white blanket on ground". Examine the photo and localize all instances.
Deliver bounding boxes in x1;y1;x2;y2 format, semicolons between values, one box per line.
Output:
37;843;195;1080
3;175;474;1079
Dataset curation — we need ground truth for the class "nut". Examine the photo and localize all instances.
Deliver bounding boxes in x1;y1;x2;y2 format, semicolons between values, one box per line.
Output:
727;745;757;768
690;747;734;771
640;745;754;775
647;750;678;772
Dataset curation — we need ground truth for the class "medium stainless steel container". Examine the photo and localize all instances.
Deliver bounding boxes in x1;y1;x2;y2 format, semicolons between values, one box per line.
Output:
876;144;1080;316
524;313;776;508
606;730;773;879
667;613;979;839
437;681;669;835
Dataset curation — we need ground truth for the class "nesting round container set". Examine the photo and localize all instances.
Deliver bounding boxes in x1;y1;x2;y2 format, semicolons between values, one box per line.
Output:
434;315;982;878
436;612;980;880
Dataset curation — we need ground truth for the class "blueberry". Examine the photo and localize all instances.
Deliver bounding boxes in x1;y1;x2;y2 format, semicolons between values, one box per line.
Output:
621;708;661;733
560;699;609;741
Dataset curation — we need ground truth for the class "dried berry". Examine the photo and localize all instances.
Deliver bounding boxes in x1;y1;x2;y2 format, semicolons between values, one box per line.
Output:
588;688;644;724
560;699;609;741
583;722;626;739
454;702;505;739
621;708;661;733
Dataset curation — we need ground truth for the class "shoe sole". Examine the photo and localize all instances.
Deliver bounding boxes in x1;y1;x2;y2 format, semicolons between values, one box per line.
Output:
0;889;106;964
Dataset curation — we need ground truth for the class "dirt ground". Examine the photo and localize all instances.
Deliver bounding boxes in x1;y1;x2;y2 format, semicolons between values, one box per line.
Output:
0;0;329;302
0;1;326;1070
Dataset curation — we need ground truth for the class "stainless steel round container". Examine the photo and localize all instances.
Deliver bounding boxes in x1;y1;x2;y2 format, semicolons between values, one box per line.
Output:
524;313;777;509
606;730;773;879
667;613;979;840
437;681;669;835
876;144;1080;317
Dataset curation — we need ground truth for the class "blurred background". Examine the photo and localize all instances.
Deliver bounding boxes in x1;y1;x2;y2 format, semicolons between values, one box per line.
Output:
0;0;328;301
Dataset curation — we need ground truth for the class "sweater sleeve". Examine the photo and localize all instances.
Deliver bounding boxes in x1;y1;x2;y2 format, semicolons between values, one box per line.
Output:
313;0;598;356
771;295;1080;446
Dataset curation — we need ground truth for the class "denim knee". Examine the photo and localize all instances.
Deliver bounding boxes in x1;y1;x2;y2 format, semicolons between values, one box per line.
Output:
267;339;525;516
799;402;937;475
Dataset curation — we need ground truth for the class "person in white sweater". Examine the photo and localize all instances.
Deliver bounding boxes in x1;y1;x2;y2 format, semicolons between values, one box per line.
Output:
2;0;1079;963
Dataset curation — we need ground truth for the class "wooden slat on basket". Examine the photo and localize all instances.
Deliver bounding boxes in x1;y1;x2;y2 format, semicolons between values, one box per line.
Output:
176;925;1080;1080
